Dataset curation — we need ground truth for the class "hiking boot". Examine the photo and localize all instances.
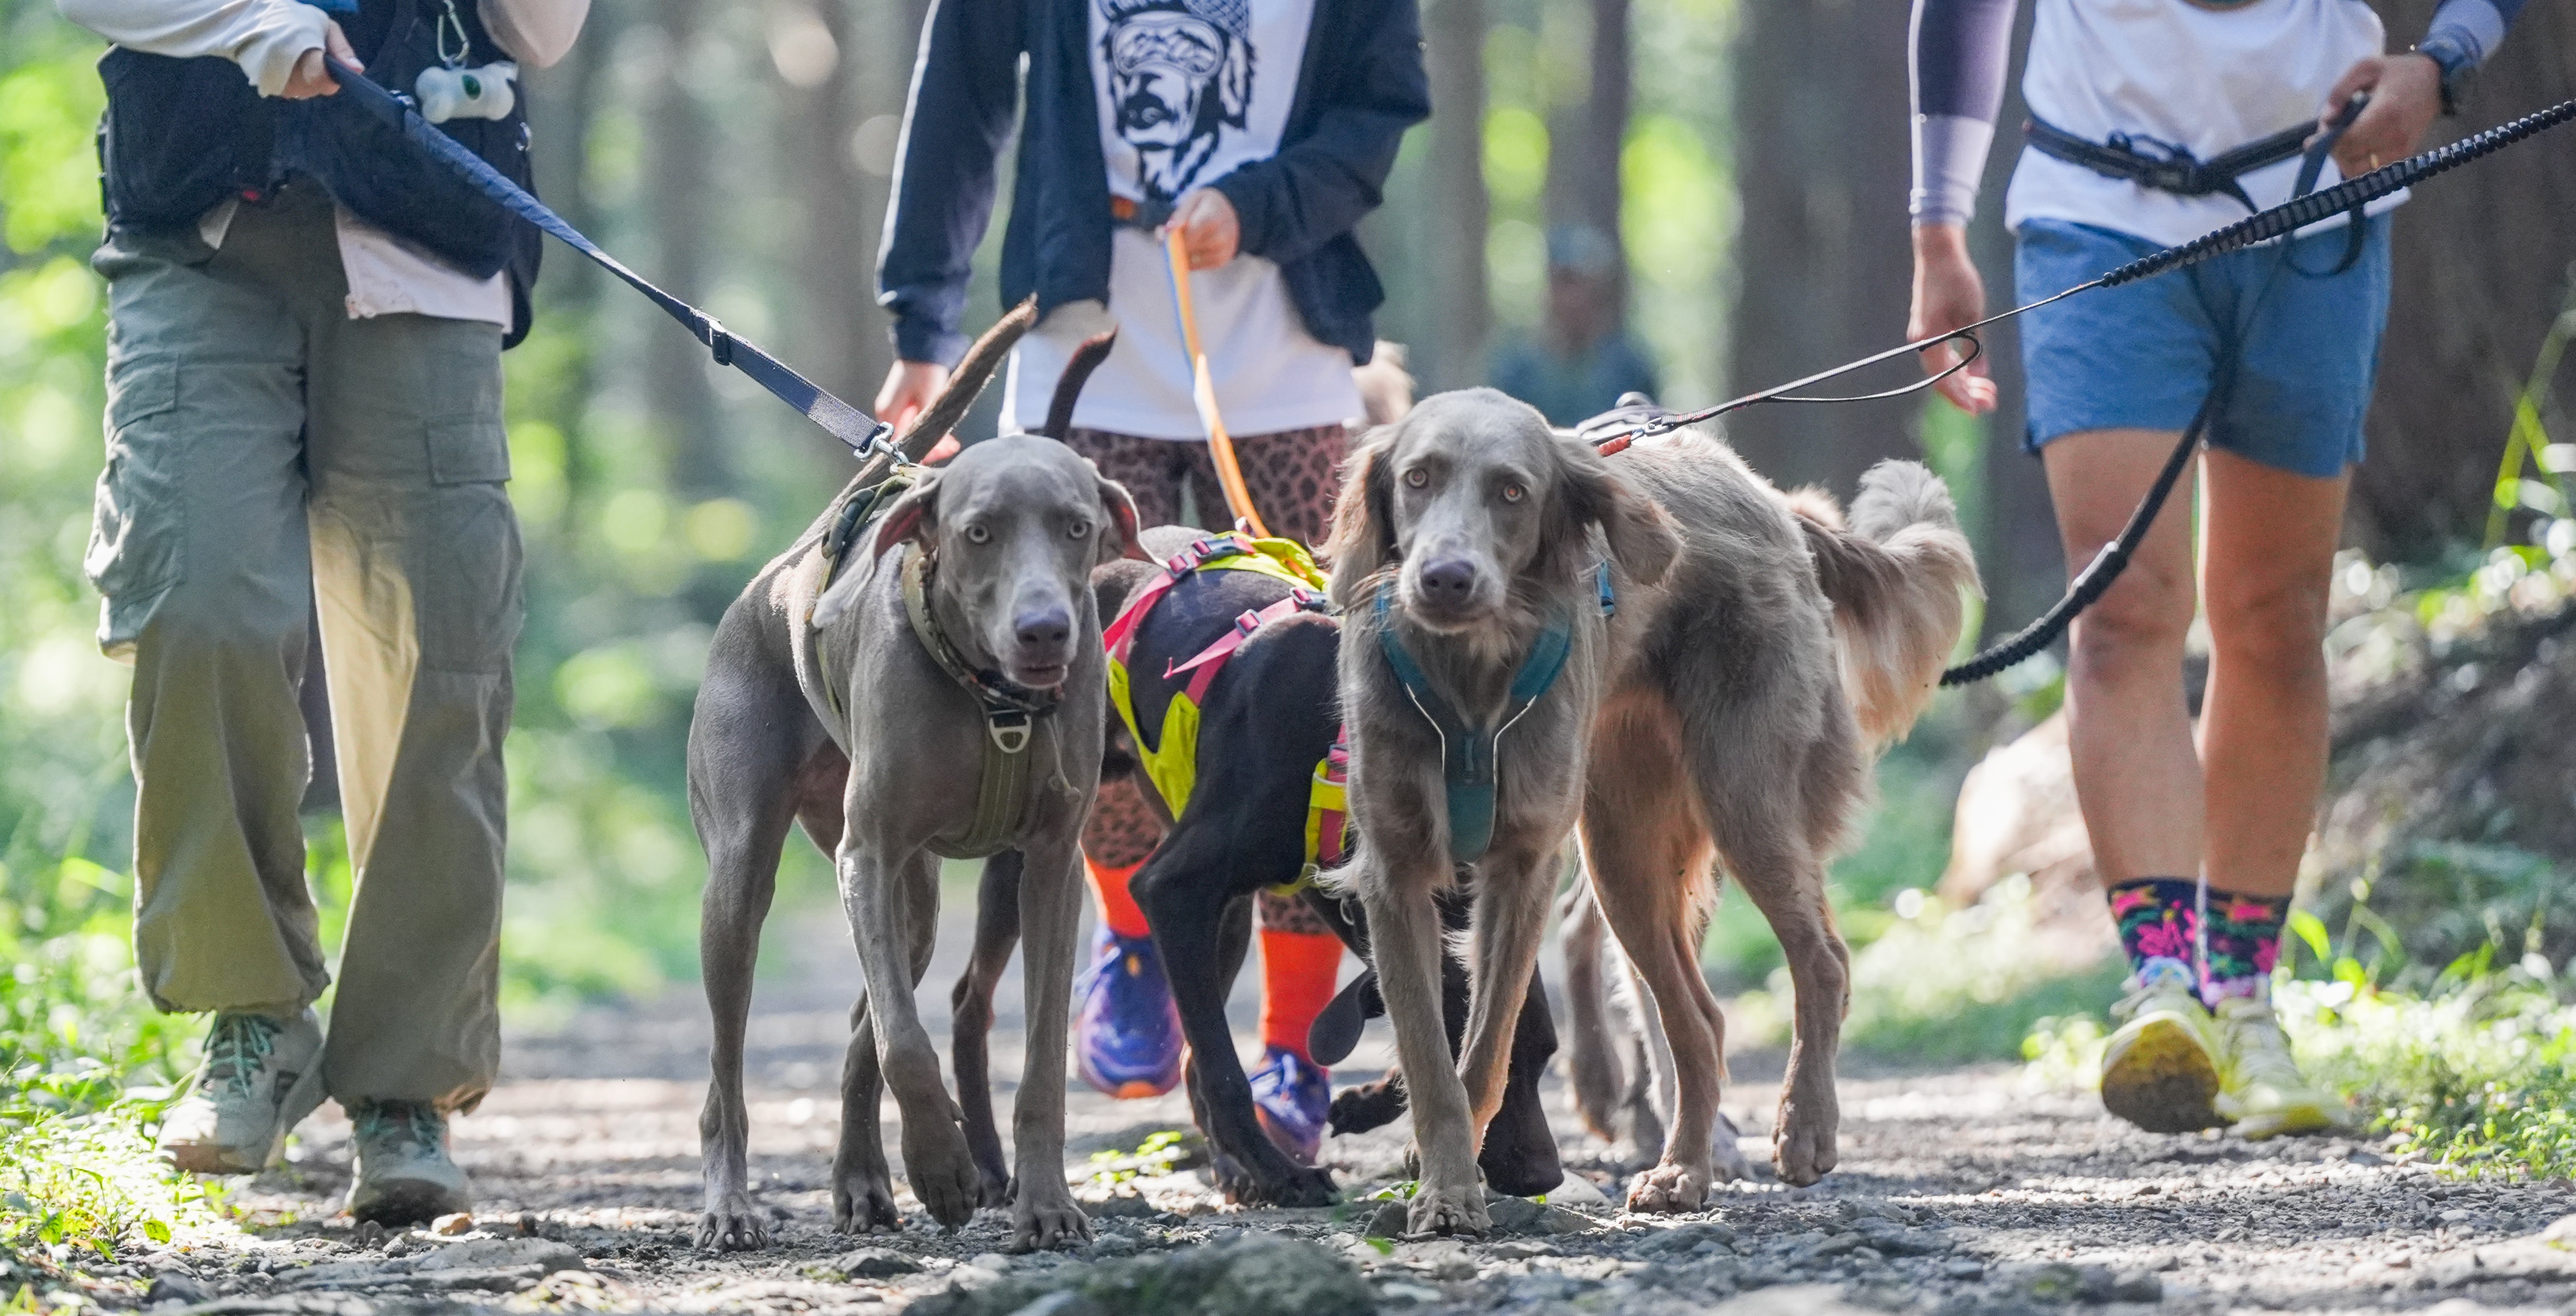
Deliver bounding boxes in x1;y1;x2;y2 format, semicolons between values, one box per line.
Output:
1074;925;1183;1099
1249;1045;1331;1164
346;1100;471;1226
158;1009;324;1174
2097;964;2223;1133
2213;995;2347;1139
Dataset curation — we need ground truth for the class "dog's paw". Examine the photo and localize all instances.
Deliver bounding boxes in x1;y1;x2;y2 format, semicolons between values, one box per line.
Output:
1623;1160;1710;1214
1771;1089;1840;1186
696;1196;771;1251
1404;1183;1490;1238
1328;1079;1408;1136
1008;1187;1093;1253
1240;1163;1338;1210
900;1118;982;1230
831;1169;902;1235
976;1167;1014;1210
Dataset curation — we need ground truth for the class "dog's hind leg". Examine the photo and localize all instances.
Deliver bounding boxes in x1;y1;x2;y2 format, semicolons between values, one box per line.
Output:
832;991;899;1232
1685;690;1857;1188
1581;718;1727;1213
1556;880;1628;1144
1481;962;1564;1197
840;842;978;1229
951;851;1023;1208
688;638;830;1252
1007;832;1098;1250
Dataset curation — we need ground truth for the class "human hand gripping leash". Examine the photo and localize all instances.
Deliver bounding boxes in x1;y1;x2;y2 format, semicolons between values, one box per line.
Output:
1592;89;2576;687
1162;226;1275;540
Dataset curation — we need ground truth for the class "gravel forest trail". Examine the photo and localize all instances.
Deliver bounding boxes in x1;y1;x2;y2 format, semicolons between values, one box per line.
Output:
126;894;2576;1316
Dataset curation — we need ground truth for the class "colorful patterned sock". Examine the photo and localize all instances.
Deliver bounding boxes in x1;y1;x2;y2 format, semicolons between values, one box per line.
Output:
2200;887;2286;1006
2107;878;2202;993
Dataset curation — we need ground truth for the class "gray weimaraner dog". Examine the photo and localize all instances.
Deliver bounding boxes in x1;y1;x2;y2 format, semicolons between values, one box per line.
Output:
1325;389;1976;1235
687;308;1142;1253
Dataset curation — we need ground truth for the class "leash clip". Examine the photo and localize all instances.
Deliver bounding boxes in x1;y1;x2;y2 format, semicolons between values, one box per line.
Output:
988;709;1033;755
705;318;734;366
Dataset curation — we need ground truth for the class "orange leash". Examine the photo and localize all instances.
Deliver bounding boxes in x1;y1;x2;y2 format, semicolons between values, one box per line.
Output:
1163;227;1273;539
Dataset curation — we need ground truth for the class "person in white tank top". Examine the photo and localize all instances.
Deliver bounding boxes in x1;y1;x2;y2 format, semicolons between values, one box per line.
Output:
1902;0;2523;1140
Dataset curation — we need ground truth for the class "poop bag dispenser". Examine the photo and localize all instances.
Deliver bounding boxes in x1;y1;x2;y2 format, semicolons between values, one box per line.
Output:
415;61;517;123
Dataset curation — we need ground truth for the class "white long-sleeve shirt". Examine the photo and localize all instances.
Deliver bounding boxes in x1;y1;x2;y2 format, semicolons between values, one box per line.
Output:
61;0;589;327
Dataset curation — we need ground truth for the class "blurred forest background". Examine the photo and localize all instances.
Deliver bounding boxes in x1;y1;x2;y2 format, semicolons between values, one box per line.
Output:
4;0;2574;1056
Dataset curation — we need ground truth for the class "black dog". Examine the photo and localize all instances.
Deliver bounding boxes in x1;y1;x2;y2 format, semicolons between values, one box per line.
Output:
946;525;1565;1210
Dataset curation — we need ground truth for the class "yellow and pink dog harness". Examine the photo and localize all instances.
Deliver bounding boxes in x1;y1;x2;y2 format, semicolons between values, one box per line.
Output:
1101;533;1351;886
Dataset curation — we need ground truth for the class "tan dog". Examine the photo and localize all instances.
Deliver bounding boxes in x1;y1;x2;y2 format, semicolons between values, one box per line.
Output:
1326;389;1976;1234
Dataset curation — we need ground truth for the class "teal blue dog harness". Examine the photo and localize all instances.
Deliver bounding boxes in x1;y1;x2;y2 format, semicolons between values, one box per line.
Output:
1370;564;1614;863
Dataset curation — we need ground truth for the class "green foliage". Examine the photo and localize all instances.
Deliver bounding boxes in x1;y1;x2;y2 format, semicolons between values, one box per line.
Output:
2283;964;2576;1179
1733;875;2124;1063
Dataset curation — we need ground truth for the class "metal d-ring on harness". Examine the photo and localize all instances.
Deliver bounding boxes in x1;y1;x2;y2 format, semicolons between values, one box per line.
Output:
1586;90;2576;687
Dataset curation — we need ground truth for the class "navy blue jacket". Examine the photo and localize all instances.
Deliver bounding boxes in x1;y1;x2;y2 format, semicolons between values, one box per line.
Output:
878;0;1430;368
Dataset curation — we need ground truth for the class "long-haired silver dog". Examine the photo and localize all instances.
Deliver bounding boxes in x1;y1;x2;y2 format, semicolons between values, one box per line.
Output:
1325;389;1976;1234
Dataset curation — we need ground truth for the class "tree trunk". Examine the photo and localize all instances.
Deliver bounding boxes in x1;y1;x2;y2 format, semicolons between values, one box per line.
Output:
1421;0;1491;391
647;0;727;498
2350;0;2576;563
1545;0;1631;321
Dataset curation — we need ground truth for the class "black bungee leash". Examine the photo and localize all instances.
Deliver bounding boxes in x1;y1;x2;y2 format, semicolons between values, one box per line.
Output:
1590;91;2576;686
319;58;907;483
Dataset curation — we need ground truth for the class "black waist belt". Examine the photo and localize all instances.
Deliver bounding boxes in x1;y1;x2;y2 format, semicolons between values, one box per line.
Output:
2024;116;2314;213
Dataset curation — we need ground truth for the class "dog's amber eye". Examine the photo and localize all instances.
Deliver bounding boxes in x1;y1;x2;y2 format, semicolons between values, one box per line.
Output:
1501;482;1526;504
1068;520;1091;539
1403;467;1428;488
965;524;991;544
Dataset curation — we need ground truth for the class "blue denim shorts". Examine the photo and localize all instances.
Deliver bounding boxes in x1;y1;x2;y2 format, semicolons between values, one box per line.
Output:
2013;215;2391;479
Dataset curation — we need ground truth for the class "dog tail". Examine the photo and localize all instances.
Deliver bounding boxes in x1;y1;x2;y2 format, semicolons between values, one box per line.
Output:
897;296;1037;458
1791;460;1981;746
1043;331;1119;441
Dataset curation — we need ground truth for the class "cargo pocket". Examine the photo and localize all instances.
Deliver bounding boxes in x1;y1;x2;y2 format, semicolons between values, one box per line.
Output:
84;359;185;659
424;415;511;486
418;415;522;674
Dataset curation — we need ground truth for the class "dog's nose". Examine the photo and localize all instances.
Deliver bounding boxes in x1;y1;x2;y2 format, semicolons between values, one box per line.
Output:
1014;606;1072;653
1417;558;1478;603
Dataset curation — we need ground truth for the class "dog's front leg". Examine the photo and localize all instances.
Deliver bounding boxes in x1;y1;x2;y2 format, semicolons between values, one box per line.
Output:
831;990;900;1233
1007;831;1095;1251
1360;857;1489;1237
840;843;980;1228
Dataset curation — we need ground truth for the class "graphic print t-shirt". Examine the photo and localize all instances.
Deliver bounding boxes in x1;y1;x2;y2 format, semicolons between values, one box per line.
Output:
1002;0;1361;441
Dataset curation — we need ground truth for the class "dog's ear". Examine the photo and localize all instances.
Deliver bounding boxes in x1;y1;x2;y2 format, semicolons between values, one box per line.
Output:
1095;473;1148;563
1325;429;1399;609
1551;437;1682;588
871;473;942;559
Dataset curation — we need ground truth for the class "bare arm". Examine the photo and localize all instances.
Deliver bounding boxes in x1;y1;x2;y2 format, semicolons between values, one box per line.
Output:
1905;0;2017;414
477;0;589;69
60;0;339;95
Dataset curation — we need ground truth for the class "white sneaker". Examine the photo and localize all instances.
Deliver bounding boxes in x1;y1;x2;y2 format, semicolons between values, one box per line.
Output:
2213;995;2348;1139
2097;965;2222;1134
346;1100;471;1226
157;1009;324;1174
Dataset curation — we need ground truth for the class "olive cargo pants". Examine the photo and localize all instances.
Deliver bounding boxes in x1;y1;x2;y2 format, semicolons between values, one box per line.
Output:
86;182;520;1112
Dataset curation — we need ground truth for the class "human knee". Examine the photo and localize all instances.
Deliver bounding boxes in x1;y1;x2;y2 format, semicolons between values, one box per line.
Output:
2208;572;2331;678
2068;558;2191;677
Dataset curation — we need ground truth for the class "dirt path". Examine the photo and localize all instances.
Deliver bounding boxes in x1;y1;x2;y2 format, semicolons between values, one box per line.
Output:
118;897;2576;1316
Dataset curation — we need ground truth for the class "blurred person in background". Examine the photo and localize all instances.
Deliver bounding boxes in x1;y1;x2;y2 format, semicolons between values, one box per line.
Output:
1490;223;1658;426
61;0;589;1223
872;0;1428;1163
1905;0;2522;1138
